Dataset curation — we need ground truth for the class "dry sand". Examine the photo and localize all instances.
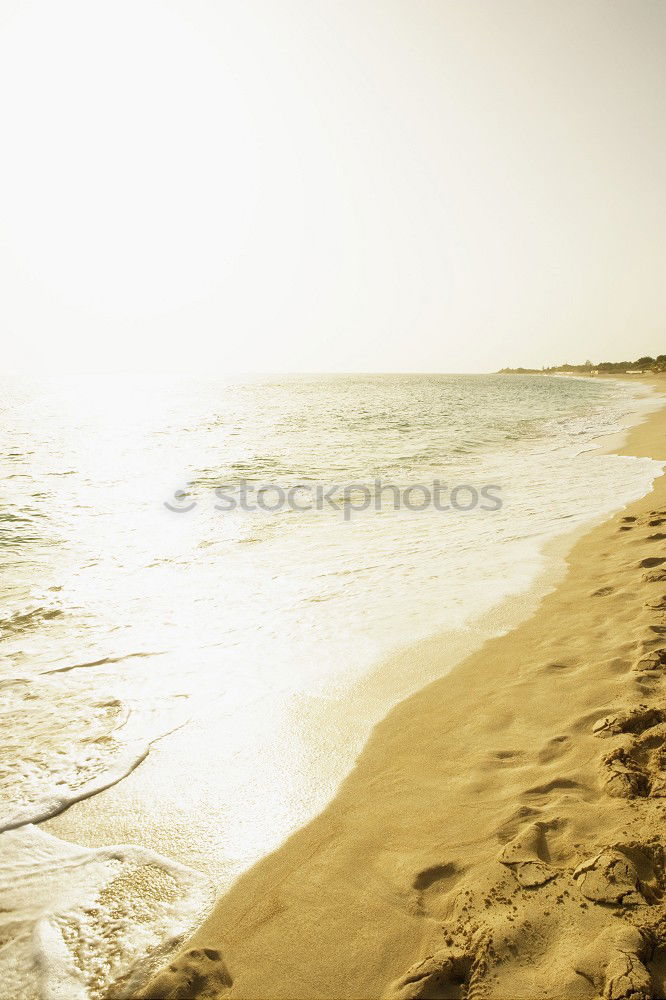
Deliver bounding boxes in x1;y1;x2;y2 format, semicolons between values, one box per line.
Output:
137;376;666;1000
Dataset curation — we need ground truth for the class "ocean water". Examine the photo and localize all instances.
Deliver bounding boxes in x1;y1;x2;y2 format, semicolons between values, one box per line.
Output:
0;373;662;998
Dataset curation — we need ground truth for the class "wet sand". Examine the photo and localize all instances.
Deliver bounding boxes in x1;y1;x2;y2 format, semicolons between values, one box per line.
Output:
138;375;666;1000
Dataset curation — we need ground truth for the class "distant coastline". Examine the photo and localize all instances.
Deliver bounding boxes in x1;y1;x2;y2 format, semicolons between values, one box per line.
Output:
499;352;666;376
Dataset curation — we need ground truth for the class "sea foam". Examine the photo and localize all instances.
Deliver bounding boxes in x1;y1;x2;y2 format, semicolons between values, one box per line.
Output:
0;825;212;1000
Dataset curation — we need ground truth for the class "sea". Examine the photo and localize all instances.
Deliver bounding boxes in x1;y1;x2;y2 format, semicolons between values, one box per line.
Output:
0;373;662;998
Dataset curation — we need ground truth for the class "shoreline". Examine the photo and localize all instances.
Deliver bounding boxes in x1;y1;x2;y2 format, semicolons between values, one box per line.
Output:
42;377;660;895
137;375;666;999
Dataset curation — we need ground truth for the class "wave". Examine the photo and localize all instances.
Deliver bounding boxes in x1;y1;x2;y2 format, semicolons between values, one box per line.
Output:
0;604;63;639
0;825;212;1000
0;677;181;832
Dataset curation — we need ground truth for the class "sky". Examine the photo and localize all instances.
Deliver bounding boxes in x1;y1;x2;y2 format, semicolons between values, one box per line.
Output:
0;0;664;374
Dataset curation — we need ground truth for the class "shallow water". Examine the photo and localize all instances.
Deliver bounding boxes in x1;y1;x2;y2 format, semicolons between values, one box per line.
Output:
0;373;662;996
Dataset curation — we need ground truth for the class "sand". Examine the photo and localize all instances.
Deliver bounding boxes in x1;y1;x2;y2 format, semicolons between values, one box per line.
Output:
136;375;666;1000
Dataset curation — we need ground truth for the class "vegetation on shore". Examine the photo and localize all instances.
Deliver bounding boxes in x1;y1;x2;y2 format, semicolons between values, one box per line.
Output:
499;354;666;375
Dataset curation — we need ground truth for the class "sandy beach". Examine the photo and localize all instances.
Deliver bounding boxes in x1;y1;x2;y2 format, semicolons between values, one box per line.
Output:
136;376;666;1000
2;2;665;996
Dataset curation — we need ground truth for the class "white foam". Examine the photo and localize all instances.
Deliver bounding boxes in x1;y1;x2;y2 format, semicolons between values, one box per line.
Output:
0;678;151;833
0;673;193;833
0;825;212;1000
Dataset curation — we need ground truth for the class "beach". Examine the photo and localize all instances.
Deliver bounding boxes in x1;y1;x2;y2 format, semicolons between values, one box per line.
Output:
2;1;664;996
3;373;665;1000
138;375;666;1000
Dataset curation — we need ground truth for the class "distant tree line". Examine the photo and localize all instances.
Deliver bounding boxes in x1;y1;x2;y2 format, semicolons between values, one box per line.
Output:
499;354;666;375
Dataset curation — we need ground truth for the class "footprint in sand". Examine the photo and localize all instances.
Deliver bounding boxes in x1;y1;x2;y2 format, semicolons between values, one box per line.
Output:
574;849;643;906
640;639;666;667
497;820;559;888
136;948;232;999
494;804;542;843
593;706;666;738
521;777;585;808
413;863;460;893
411;862;462;917
538;734;570;764
542;660;577;673
634;648;666;676
640;557;666;569
574;924;653;1000
599;718;666;798
487;748;524;768
573;842;663;907
384;934;487;1000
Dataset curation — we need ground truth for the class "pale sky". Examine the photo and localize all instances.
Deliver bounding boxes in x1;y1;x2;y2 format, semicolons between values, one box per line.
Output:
0;0;664;374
